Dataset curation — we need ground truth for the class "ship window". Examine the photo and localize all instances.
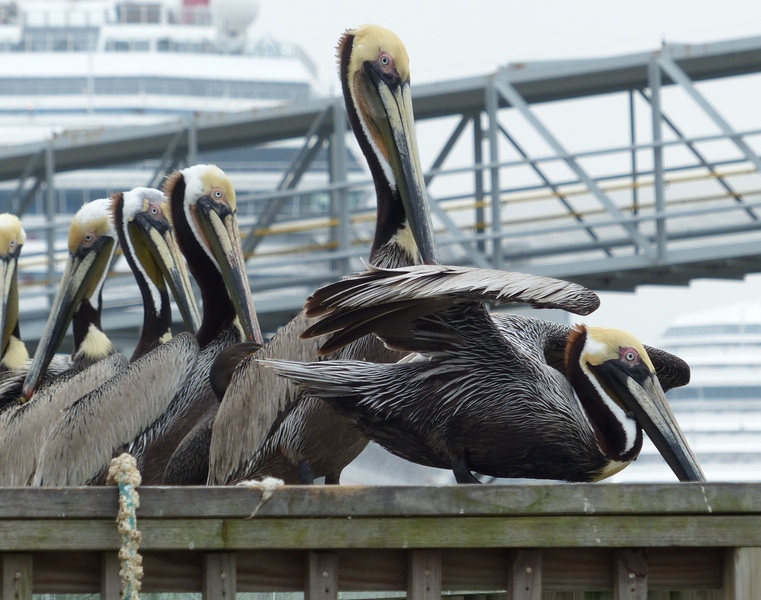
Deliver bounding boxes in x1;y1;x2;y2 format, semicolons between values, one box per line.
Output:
665;323;761;337
668;386;761;401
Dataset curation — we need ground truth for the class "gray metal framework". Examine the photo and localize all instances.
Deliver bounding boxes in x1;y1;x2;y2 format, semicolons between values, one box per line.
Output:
5;34;761;348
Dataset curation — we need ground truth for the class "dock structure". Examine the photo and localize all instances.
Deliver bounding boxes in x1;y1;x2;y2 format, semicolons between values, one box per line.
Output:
0;483;759;599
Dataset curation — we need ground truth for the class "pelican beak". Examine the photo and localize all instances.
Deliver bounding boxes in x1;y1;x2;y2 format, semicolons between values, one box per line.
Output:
130;212;201;334
194;195;263;346
367;69;439;265
21;236;115;400
0;249;20;357
598;362;705;482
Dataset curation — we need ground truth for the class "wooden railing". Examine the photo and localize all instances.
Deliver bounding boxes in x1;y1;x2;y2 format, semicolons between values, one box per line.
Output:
0;483;759;599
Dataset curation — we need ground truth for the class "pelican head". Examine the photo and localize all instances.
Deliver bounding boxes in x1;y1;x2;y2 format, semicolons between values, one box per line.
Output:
21;198;117;400
568;325;704;482
0;214;28;370
338;25;438;266
119;187;201;336
163;164;262;347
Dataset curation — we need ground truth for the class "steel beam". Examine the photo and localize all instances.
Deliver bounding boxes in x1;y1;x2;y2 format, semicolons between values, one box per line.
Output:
242;105;331;254
649;57;667;259
422;115;490;268
638;89;757;222
493;78;656;259
473;111;486;253
329;99;349;273
4;150;42;215
657;54;761;175
497;122;612;258
146;127;187;189
44;143;56;306
629;91;640;217
486;79;503;269
186;118;198;168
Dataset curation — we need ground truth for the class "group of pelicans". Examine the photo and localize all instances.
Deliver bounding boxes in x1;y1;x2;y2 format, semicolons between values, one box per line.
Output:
0;25;705;488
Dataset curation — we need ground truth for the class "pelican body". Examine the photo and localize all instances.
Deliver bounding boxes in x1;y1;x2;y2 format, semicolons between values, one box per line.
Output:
268;265;705;484
0;198;121;485
205;24;440;486
127;164;263;485
31;188;202;486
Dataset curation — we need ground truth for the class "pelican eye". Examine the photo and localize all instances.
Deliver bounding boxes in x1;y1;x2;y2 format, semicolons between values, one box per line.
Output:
148;202;162;217
380;53;390;66
9;239;16;248
212;188;224;200
620;347;639;364
82;232;97;248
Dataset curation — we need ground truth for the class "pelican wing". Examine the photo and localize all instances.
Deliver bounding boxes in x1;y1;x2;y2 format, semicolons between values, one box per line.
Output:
0;355;75;412
33;332;199;486
0;353;128;486
303;266;598;356
208;311;321;485
305;265;599;321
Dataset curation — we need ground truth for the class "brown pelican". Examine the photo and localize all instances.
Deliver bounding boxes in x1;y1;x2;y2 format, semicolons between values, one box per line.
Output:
0;215;29;400
266;264;705;484
205;24;440;486
0;215;75;413
21;197;121;400
0;198;124;485
31;187;203;486
122;164;263;485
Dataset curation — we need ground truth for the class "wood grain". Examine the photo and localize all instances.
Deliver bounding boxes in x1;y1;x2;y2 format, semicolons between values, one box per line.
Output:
0;483;755;520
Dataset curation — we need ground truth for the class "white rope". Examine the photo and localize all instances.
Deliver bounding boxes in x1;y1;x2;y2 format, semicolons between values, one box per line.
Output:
106;453;143;600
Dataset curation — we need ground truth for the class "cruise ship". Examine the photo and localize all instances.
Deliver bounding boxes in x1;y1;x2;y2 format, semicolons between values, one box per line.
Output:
0;0;370;217
0;0;372;342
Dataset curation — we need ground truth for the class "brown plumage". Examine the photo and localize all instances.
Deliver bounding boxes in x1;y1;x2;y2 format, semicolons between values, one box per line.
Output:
23;188;202;487
206;24;440;485
126;164;263;485
266;265;703;484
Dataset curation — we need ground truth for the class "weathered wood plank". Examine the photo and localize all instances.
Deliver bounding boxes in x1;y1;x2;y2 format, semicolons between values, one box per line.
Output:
723;547;761;600
408;550;441;600
2;553;32;600
613;549;647;599
100;552;121;600
0;483;756;520
305;551;338;600
219;516;761;550
339;549;406;590
202;552;236;600
33;552;102;594
3;516;761;551
141;551;202;592
508;550;541;600
12;547;727;595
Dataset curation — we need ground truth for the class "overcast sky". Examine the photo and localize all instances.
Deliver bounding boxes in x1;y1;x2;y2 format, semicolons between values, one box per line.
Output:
252;0;761;343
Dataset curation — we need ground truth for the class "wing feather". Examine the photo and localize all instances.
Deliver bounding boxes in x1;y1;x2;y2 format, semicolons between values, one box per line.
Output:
33;333;199;486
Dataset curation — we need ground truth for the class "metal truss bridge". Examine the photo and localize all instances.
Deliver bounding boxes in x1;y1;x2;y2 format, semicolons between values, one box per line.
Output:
4;35;761;349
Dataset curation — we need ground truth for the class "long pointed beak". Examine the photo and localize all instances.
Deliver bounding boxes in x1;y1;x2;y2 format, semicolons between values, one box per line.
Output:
375;78;440;265
0;253;19;356
21;237;115;400
195;196;263;346
132;213;201;334
620;373;705;482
